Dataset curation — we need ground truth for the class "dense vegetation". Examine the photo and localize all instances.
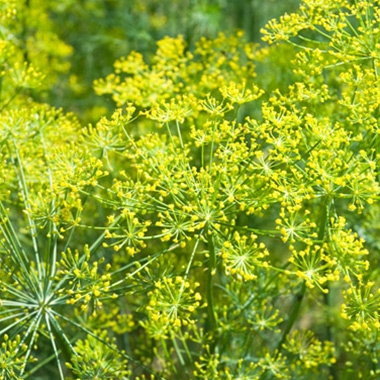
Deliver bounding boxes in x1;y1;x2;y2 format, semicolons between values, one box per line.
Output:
1;0;380;379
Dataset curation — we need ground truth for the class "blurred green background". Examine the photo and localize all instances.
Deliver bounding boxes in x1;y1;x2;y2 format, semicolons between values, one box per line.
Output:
48;0;300;121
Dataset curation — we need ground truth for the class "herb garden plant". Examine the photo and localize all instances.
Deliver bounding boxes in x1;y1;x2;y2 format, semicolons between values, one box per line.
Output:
1;0;380;379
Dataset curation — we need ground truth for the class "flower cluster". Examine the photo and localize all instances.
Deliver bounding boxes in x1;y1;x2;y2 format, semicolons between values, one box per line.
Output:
0;0;380;379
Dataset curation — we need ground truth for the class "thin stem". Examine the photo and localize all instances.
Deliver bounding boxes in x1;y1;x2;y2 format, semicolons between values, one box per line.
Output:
208;121;217;171
1;281;35;303
0;202;40;295
0;308;24;316
319;198;337;379
180;233;202;294
0;309;38;336
205;231;217;342
175;120;184;149
90;214;121;253
275;281;306;353
172;338;185;366
45;313;65;380
23;352;58;377
124;252;161;281
179;330;193;363
40;129;59;296
276;196;330;353
161;338;177;374
110;248;169;276
373;58;379;79
20;312;43;374
0;87;22;112
1;300;38;308
47;310;78;356
0;311;25;324
13;142;43;281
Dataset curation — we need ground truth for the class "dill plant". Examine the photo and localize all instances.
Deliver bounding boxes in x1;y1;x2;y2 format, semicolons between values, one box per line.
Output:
1;0;380;379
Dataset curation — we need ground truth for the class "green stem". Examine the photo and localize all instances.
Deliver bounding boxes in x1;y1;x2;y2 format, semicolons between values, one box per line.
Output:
23;352;58;377
45;313;65;380
0;201;41;297
208;121;217;171
324;289;338;379
172;338;185;366
318;197;330;242
319;198;337;379
13;142;43;281
276;281;306;353
22;0;30;63
205;231;217;349
0;87;22;112
277;197;330;353
161;338;177;374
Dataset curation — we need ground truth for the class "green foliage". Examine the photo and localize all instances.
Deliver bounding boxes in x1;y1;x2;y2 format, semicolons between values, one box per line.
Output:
1;0;380;379
48;0;300;121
